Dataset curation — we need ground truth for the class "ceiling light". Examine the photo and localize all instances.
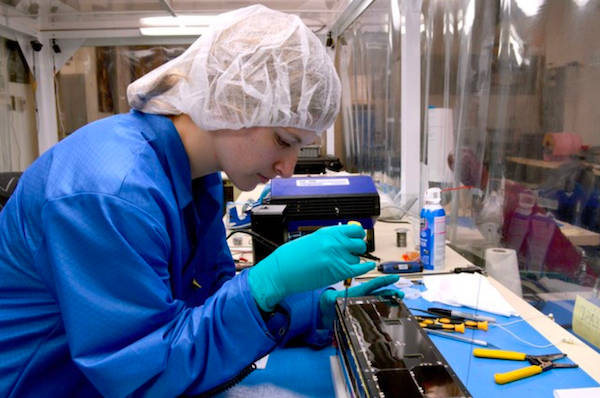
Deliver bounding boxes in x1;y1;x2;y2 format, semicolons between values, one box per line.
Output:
138;14;215;36
139;26;210;36
139;15;216;27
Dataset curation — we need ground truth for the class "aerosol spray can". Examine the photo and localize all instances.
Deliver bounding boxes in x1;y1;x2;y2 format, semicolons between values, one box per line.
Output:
420;187;446;270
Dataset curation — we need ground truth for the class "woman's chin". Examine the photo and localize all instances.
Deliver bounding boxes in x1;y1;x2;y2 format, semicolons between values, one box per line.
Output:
234;178;259;192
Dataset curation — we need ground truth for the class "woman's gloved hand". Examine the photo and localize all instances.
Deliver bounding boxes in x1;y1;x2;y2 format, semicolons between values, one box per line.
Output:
248;224;375;312
318;276;404;328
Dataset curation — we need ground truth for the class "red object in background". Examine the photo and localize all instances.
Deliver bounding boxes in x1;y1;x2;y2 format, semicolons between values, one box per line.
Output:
501;180;586;279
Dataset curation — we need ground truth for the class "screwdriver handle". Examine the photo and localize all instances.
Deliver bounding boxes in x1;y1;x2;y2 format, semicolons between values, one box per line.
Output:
437;318;488;330
420;322;465;333
465;320;489;331
494;365;543;384
473;348;526;361
435;317;459;324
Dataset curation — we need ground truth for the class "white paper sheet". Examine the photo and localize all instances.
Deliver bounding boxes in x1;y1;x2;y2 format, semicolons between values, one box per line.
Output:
553;387;600;398
421;273;519;317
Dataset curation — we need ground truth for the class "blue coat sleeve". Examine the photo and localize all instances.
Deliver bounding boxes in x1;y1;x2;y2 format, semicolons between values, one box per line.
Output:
41;194;286;398
284;289;333;347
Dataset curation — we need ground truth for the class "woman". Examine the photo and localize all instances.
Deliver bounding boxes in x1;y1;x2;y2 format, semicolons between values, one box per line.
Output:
0;5;399;397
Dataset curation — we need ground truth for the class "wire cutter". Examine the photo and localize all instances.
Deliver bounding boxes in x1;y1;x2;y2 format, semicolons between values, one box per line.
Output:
473;348;578;384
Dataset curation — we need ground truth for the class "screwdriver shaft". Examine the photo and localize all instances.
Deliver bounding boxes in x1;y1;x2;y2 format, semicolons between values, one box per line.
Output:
342;278;352;312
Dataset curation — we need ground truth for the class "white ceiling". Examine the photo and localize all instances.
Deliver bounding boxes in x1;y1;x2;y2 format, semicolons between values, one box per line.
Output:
0;0;352;37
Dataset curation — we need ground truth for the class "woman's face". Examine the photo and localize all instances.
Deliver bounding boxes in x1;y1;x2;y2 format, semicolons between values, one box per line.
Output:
213;126;318;191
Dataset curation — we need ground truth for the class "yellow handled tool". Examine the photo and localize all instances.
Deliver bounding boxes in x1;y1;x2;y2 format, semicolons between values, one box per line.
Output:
415;315;466;333
419;322;465;333
464;320;488;331
473;348;578;384
494;365;543;384
473;349;526;360
437;317;488;331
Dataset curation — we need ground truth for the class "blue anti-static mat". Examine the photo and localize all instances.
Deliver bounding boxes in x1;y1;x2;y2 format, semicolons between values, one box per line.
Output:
406;295;599;398
218;346;337;398
221;295;598;398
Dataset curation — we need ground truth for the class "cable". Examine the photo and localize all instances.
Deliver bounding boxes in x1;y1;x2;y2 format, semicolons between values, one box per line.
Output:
491;324;554;349
441;185;474;192
226;230;279;251
378;218;411;224
378;205;410;223
192;363;257;398
464;265;485;386
191;321;284;397
495;314;555;327
491;314;564;349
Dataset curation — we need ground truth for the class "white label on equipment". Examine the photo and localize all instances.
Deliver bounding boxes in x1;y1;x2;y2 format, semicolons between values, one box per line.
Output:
296;178;350;187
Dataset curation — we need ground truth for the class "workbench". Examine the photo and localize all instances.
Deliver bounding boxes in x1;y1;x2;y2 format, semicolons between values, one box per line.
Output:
363;220;600;383
221;181;600;397
556;220;600;247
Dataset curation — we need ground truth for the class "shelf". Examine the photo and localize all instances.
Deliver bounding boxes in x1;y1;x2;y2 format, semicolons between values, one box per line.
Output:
507;156;600;177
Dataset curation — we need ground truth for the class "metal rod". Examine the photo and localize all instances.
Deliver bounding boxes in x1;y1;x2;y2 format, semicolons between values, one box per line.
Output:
329;0;375;39
425;328;492;347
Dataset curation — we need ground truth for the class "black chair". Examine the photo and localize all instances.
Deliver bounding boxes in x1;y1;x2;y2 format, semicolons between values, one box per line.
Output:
0;172;23;211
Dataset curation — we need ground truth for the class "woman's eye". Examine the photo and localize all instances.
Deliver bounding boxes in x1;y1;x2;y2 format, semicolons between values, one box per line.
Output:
276;135;290;148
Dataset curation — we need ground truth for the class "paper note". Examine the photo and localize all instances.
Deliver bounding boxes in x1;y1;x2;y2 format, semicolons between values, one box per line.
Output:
572;295;600;349
554;387;600;398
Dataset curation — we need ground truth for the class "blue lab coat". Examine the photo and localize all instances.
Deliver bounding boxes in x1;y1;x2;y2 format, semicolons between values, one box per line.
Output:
0;110;328;397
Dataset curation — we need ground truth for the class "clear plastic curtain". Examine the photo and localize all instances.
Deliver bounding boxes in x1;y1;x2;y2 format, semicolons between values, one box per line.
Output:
338;0;600;287
339;0;402;187
422;0;498;246
54;45;187;140
423;0;600;295
0;37;36;172
0;37;11;171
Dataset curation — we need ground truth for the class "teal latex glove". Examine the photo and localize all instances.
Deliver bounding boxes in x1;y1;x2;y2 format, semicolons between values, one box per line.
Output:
318;275;404;328
249;224;375;312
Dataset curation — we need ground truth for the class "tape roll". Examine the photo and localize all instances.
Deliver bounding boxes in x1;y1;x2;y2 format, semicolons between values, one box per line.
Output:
485;248;522;298
543;132;582;161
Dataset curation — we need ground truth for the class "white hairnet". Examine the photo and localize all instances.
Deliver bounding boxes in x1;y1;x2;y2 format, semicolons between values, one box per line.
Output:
127;4;341;133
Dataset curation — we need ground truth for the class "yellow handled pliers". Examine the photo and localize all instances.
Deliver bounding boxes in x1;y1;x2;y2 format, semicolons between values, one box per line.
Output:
473;348;578;384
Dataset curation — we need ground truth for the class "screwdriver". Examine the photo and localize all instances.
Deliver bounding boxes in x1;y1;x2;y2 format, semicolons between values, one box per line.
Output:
419;322;466;333
342;278;352;312
425;329;496;347
414;307;496;323
429;307;496;323
416;315;459;324
437;317;489;331
343;220;363;312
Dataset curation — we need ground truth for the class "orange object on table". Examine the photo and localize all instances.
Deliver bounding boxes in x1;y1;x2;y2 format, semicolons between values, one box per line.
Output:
402;251;420;262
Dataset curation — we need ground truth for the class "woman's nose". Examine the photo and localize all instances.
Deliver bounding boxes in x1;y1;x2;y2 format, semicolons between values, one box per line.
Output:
275;151;298;178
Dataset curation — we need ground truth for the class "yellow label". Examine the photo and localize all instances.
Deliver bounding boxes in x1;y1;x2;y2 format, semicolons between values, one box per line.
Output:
572;295;600;349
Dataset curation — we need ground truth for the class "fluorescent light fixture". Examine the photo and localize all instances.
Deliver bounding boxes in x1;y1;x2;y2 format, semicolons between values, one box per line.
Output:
139;15;216;27
139;26;209;36
139;15;215;36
